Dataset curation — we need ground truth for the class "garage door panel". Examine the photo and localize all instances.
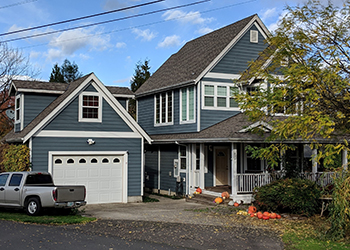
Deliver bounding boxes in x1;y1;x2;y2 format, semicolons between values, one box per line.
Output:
53;154;125;204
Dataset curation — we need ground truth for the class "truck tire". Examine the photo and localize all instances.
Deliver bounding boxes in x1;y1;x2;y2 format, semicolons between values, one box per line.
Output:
25;197;41;216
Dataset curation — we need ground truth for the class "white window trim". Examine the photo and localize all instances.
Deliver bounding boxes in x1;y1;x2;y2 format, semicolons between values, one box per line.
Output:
180;86;196;124
202;82;240;111
78;92;102;123
250;30;258;43
178;145;187;174
154;91;174;126
15;94;24;130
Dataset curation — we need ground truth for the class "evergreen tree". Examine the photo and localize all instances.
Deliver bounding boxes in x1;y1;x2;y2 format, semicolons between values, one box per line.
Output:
49;63;64;83
49;59;83;83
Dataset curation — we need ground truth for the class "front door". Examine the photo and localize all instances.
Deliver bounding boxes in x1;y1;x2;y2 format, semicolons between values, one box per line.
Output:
215;147;229;185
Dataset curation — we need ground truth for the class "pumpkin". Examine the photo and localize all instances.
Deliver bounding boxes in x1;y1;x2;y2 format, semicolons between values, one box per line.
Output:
276;214;282;219
262;215;270;220
214;197;223;204
250;213;255;217
196;187;202;194
257;212;263;219
263;211;270;217
233;202;239;207
248;206;257;213
221;191;230;199
270;213;277;219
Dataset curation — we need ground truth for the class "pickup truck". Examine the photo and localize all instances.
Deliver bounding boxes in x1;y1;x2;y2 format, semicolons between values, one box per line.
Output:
0;171;86;216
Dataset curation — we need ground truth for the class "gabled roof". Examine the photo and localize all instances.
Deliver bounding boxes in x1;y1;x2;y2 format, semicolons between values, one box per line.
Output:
4;73;150;144
136;14;270;96
106;86;134;98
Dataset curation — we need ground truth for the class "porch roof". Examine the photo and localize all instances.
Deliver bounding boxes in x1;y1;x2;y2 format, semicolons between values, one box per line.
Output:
150;113;344;144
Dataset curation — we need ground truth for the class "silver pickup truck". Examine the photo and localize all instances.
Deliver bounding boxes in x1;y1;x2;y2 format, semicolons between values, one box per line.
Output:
0;171;86;216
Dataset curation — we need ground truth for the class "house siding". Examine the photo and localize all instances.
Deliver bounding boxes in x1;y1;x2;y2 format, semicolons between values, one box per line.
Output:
201;110;240;130
137;89;197;135
31;137;142;196
23;94;58;128
116;98;127;110
44;97;133;132
159;145;179;193
144;145;159;190
210;25;268;74
205;147;214;187
84;84;98;92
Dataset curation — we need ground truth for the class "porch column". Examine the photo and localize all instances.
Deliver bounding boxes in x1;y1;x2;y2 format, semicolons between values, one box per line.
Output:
231;143;238;200
312;148;318;181
342;149;348;171
200;143;205;189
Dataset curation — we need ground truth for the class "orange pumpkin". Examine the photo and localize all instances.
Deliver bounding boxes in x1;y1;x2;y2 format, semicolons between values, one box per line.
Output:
270;213;277;219
262;215;270;220
214;197;223;204
250;213;255;217
263;211;270;217
221;191;230;199
233;202;239;207
257;212;263;219
276;214;282;219
196;187;202;194
248;206;257;213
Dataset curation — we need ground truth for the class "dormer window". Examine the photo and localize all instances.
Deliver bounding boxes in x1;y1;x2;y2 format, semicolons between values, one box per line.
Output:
154;91;173;126
79;92;102;122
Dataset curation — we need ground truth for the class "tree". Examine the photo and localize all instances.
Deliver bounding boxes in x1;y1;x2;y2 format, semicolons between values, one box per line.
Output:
129;59;151;119
0;42;38;138
235;0;350;167
49;59;82;83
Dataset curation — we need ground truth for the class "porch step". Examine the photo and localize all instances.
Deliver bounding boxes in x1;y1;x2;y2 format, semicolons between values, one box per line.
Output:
186;193;230;206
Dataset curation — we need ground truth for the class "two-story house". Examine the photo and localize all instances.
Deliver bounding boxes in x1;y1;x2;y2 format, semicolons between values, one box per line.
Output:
135;14;340;203
4;73;151;204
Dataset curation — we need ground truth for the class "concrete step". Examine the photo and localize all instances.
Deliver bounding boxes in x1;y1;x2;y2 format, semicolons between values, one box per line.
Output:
186;193;230;206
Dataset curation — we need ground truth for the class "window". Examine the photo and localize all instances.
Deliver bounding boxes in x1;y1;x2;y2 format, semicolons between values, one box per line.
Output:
113;158;120;163
9;174;23;186
180;86;195;123
250;30;258;43
79;158;86;164
54;159;62;164
154;91;173;125
102;158;109;163
179;146;187;171
0;174;9;186
79;93;102;122
203;84;239;109
91;158;98;163
15;95;21;123
67;159;74;164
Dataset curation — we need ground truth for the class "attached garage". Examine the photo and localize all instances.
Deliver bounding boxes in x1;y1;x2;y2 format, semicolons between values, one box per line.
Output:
49;151;128;204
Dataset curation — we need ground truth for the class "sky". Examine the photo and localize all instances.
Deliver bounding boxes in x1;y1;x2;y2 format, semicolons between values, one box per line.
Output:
0;0;344;87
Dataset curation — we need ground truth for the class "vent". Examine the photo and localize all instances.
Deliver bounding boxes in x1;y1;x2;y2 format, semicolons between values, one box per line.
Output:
250;30;258;43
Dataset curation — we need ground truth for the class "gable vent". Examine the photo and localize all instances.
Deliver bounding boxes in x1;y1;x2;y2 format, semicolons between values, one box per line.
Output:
250;30;258;43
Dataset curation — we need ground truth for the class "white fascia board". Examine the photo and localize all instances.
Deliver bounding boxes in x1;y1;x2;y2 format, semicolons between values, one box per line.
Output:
113;94;134;98
195;15;269;84
17;89;65;94
205;72;241;80
87;75;152;144
35;130;142;138
8;83;17;96
238;121;273;133
23;74;97;143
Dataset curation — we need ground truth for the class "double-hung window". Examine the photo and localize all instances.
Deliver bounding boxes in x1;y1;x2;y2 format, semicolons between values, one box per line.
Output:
203;84;239;109
154;91;173;126
15;95;21;123
79;93;102;122
180;86;195;123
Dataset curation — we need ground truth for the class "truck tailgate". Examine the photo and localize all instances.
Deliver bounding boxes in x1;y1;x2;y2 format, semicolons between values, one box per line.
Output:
55;186;85;202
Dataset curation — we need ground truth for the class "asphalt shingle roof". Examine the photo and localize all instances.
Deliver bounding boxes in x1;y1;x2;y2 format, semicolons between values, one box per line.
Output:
135;14;257;96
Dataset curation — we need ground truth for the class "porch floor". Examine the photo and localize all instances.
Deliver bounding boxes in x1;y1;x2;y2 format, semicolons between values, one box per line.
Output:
205;185;231;193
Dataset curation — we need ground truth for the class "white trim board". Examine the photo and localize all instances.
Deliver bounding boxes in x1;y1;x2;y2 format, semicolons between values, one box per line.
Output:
35;130;142;138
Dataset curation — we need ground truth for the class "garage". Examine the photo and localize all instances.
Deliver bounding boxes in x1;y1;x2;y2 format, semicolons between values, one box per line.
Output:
50;152;128;204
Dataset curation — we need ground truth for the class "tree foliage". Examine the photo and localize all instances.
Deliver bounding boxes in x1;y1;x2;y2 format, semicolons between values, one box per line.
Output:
1;144;30;172
129;59;151;119
49;59;83;83
234;0;350;167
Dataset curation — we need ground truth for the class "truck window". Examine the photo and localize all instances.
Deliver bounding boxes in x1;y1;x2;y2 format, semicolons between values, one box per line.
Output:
9;174;23;186
0;174;9;186
25;174;53;185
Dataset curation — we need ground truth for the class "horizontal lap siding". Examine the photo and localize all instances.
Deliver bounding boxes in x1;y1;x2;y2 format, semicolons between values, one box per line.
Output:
44;98;132;132
31;137;142;196
144;145;158;189
201;110;240;130
24;94;58;127
137;90;197;135
159;145;178;192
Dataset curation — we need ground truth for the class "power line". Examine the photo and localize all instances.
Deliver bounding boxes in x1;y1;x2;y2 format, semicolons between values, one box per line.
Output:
0;0;165;37
18;0;256;50
3;0;210;43
0;0;38;10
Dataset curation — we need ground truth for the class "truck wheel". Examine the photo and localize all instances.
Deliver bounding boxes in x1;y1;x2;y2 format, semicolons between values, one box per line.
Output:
25;198;41;216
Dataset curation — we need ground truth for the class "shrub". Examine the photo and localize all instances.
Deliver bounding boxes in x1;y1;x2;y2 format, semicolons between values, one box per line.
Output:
1;144;30;172
253;178;321;217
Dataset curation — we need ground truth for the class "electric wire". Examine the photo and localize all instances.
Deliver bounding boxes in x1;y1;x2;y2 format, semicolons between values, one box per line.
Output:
16;0;257;50
0;0;165;37
2;0;210;43
0;0;38;10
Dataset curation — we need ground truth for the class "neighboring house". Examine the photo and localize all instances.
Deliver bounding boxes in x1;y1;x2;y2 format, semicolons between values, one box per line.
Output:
4;73;151;204
135;14;344;202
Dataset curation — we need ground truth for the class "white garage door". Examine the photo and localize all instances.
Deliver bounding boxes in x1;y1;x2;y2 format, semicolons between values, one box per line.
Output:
52;154;125;204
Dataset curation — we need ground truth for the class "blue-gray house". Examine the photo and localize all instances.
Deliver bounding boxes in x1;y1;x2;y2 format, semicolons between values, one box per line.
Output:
5;73;151;204
135;14;293;203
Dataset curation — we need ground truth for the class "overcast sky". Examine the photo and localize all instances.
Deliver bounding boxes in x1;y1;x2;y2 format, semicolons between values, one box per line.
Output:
0;0;344;87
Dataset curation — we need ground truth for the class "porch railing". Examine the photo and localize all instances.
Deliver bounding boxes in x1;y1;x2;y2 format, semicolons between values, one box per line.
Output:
237;172;335;194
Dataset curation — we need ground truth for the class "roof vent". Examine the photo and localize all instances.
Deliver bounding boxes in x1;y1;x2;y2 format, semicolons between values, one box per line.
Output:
250;30;258;43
